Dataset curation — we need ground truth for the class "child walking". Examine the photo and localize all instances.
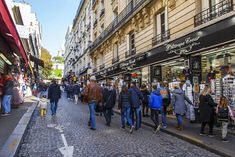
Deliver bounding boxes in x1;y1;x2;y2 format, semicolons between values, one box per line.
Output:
216;96;235;142
38;95;48;117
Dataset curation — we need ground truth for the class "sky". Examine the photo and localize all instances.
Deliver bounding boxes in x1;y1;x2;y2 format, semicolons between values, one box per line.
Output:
22;0;81;56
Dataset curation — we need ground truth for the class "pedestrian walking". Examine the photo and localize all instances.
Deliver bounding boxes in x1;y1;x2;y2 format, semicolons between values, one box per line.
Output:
84;76;102;130
171;83;193;131
1;74;14;116
118;85;134;133
38;95;49;117
150;85;162;133
199;85;217;136
68;83;74;100
48;79;61;116
216;96;235;142
73;82;80;104
128;82;143;130
103;80;116;126
160;81;171;128
141;84;150;117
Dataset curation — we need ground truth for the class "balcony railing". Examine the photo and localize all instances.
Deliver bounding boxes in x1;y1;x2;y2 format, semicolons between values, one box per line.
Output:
152;30;170;46
100;9;105;18
194;0;233;27
112;56;119;64
100;64;105;70
125;48;136;58
90;0;151;53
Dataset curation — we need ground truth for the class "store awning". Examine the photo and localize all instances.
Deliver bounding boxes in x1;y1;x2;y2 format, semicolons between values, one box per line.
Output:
0;0;28;66
29;55;44;68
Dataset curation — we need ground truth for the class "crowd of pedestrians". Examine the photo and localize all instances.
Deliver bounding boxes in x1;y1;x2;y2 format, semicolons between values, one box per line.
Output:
55;76;235;142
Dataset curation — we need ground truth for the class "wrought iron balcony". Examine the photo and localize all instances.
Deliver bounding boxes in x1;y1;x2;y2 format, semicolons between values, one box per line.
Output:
152;30;170;46
194;0;233;27
100;64;105;70
100;9;105;18
125;48;136;58
90;0;151;53
112;56;119;64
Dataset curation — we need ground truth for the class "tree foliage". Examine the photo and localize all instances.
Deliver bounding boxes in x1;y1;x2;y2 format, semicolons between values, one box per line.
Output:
53;56;64;63
40;47;53;78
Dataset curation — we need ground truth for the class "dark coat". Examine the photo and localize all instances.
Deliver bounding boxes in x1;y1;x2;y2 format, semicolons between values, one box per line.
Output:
73;84;80;95
48;83;61;103
4;78;14;95
118;92;131;109
171;89;192;115
199;94;217;122
128;87;143;108
102;87;116;108
141;88;150;105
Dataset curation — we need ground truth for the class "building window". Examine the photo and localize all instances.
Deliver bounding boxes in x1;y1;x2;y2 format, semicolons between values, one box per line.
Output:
126;31;135;58
152;7;169;45
112;42;119;64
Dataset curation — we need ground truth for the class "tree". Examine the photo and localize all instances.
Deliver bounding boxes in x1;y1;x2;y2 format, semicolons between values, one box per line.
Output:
53;56;64;63
40;47;53;78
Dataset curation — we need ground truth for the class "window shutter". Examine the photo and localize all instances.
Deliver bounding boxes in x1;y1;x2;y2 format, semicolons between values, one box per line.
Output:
157;14;161;35
126;34;130;51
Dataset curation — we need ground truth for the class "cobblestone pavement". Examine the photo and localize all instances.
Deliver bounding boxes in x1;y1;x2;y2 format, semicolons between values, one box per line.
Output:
17;94;220;157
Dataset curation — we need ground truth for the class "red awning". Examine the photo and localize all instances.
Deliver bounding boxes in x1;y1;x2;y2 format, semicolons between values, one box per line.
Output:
0;0;28;66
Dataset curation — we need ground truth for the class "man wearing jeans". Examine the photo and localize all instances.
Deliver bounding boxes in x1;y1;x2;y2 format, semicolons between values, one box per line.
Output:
84;76;102;130
128;82;143;130
2;74;14;116
48;79;61;116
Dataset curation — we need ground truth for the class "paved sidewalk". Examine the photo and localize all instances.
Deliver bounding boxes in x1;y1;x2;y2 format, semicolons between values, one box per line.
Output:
113;108;235;157
0;96;38;150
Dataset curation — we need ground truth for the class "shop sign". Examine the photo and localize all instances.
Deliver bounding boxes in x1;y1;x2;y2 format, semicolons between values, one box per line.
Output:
166;36;200;55
120;59;136;69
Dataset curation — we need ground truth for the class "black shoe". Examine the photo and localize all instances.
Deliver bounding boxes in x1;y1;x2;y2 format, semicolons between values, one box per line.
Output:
146;114;150;117
143;115;146;117
90;127;96;131
106;123;111;127
88;122;91;126
222;138;229;142
121;126;125;131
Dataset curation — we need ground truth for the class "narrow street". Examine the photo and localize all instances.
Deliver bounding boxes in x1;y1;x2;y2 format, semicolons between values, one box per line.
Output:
17;94;219;157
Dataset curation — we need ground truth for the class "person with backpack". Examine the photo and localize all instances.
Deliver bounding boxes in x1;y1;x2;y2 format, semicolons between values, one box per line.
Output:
73;82;80;104
150;84;162;133
160;81;171;128
102;80;117;126
199;85;217;136
118;85;134;133
140;84;150;117
216;96;235;142
128;82;143;131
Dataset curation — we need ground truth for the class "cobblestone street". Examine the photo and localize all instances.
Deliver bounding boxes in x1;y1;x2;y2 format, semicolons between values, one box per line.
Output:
17;94;220;157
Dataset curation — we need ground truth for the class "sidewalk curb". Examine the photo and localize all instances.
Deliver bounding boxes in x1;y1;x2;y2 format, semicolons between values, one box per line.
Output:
0;101;38;157
113;109;232;157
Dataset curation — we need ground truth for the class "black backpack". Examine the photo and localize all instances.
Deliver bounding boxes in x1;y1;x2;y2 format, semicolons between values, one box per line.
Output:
217;107;229;121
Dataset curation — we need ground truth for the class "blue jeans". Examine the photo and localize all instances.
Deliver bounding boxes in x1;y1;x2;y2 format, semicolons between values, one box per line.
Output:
51;101;58;115
134;107;141;129
3;95;11;113
161;105;167;126
89;102;97;129
176;114;183;126
121;106;133;127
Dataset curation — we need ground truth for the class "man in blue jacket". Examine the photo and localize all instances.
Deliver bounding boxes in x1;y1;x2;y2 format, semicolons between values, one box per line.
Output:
150;84;163;133
128;82;143;130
